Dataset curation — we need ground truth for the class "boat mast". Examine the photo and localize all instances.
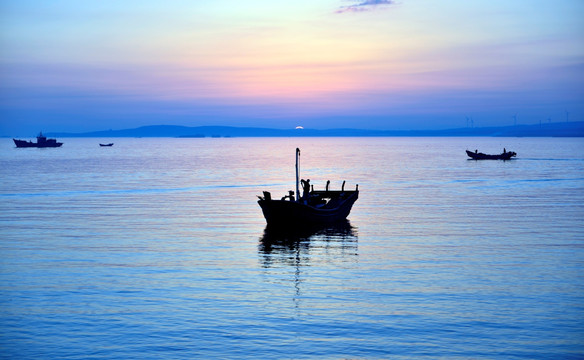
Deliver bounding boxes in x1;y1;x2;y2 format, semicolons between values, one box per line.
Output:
295;148;300;202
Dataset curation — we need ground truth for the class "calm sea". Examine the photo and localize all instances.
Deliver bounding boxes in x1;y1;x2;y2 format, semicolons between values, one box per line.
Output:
1;137;583;359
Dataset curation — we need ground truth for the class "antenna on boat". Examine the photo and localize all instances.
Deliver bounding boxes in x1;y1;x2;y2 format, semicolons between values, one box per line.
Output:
295;148;300;202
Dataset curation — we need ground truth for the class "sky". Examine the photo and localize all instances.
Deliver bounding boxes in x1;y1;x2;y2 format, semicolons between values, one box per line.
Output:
1;0;583;135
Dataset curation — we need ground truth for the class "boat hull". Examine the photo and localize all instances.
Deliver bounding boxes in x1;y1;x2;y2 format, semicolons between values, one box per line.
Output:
258;191;358;227
13;139;63;148
466;150;516;160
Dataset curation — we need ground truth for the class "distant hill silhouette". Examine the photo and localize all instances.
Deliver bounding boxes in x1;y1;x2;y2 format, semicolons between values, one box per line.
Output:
48;122;584;138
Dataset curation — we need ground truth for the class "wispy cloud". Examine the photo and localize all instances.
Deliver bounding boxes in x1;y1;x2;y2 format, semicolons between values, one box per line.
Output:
336;0;396;14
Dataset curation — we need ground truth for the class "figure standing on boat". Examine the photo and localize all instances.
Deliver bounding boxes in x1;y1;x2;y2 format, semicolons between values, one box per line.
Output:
301;179;311;203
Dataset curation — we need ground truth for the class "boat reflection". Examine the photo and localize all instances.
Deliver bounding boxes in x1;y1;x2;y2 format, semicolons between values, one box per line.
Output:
258;220;358;309
258;220;358;268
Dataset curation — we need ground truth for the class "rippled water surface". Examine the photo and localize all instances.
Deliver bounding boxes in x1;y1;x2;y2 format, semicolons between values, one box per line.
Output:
1;137;583;359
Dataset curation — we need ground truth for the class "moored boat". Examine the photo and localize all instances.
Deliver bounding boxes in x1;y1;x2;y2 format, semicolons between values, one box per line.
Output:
100;143;114;147
13;132;63;148
257;148;359;227
466;149;516;160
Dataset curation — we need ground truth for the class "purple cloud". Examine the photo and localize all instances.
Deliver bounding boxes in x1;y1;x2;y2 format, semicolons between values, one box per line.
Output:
336;0;396;13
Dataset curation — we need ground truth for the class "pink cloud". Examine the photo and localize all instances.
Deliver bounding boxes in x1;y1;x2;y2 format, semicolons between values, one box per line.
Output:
336;0;396;14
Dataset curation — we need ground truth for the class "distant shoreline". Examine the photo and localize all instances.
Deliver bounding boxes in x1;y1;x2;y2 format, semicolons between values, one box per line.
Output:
6;121;584;138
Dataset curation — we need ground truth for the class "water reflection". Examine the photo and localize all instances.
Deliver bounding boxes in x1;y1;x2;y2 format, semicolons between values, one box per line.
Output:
258;220;359;309
258;220;358;268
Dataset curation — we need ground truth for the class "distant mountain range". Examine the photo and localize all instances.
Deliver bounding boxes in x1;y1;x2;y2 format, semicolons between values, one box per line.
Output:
47;121;584;138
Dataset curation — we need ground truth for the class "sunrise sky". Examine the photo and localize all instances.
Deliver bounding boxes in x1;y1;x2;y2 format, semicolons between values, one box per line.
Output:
1;0;583;135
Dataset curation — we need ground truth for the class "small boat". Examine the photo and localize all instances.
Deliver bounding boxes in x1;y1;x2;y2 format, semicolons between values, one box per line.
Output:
257;148;359;227
99;143;114;147
466;149;516;160
13;132;63;148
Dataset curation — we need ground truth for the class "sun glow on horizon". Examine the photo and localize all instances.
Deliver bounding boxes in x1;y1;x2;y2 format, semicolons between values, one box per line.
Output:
1;0;583;134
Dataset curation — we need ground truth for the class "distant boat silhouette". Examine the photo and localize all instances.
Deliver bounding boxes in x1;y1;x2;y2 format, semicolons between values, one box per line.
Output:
466;149;516;160
99;143;114;147
13;132;63;148
257;148;359;227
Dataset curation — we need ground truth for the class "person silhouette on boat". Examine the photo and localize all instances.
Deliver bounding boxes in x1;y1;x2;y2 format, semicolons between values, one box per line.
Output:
301;179;311;203
281;190;295;201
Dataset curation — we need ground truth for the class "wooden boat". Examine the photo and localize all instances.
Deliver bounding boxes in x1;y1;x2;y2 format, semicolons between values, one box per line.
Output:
257;148;359;227
13;132;63;148
466;149;516;160
99;143;114;147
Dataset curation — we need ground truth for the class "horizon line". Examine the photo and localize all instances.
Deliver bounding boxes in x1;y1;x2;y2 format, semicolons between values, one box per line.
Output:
4;121;583;138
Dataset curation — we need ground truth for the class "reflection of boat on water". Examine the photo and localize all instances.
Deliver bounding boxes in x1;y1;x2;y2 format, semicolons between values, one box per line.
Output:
259;220;358;306
466;149;516;160
259;220;358;265
258;148;359;227
13;132;63;148
99;143;114;147
260;220;356;247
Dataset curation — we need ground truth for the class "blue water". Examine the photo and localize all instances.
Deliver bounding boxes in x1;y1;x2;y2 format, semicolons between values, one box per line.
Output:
1;137;583;359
